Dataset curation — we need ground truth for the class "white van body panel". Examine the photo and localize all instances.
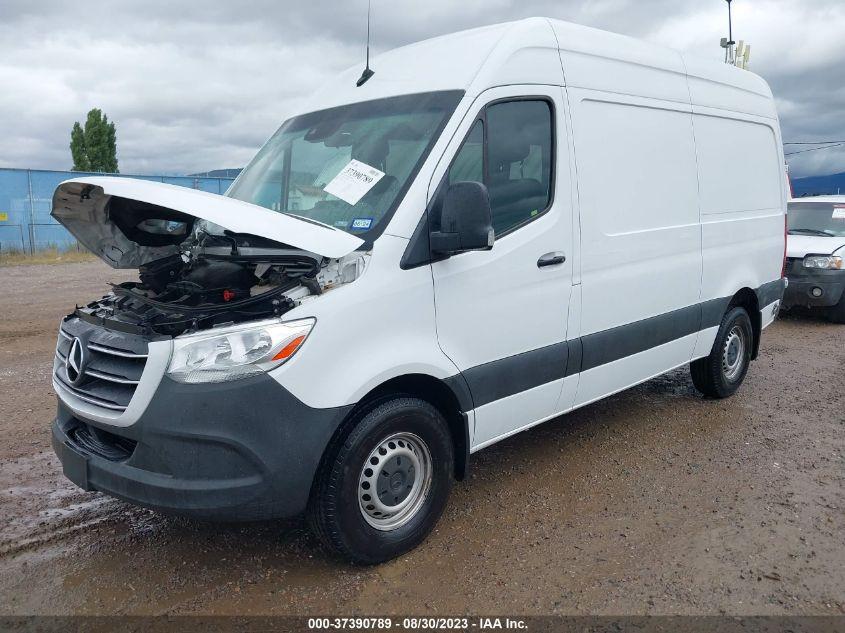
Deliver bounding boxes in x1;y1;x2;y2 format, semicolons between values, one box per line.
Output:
568;87;705;405
682;54;777;119
568;90;703;333
302;19;562;117
550;20;689;103
470;379;567;452
571;332;700;410
693;109;786;326
270;234;464;410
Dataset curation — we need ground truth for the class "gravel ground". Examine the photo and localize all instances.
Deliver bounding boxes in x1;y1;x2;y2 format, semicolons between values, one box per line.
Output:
0;260;842;616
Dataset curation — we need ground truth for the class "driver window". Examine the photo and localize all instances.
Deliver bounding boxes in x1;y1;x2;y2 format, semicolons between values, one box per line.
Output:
444;99;554;237
486;100;553;235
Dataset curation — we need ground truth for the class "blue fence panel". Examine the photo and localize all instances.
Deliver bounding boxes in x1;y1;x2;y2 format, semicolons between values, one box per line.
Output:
161;176;194;188
0;223;26;253
197;178;227;194
30;223;79;251
29;171;79;250
0;169;32;251
132;175;167;184
0;168;235;254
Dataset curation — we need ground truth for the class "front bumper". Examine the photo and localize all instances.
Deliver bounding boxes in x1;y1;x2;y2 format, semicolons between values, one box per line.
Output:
51;373;352;520
782;267;845;309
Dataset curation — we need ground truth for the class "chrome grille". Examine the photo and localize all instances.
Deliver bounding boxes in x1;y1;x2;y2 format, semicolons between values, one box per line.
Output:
54;319;149;413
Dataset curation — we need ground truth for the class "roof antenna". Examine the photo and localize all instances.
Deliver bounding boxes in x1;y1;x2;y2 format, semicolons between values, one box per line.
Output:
720;0;736;64
719;0;751;69
356;0;375;87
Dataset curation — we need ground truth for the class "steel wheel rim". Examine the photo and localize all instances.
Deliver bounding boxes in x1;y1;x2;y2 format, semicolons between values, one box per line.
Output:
721;325;746;382
358;432;432;531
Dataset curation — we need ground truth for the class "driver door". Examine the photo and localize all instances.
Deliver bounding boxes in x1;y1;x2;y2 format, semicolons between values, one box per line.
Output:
430;86;575;449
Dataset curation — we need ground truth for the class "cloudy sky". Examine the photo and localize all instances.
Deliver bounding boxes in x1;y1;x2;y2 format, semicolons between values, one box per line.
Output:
1;0;843;178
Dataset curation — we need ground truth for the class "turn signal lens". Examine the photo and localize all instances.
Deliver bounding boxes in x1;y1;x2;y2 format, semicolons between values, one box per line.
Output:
272;335;307;361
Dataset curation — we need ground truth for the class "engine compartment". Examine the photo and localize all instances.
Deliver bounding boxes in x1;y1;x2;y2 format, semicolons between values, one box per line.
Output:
74;231;365;337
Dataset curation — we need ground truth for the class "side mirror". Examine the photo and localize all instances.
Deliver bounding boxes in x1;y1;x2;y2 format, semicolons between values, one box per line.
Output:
429;181;495;256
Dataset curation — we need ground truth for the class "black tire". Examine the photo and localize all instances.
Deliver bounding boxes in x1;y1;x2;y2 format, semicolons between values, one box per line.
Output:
690;306;754;399
827;292;845;324
307;396;453;565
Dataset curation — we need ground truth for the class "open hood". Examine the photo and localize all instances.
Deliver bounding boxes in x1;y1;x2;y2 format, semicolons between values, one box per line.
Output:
787;234;845;259
51;177;364;268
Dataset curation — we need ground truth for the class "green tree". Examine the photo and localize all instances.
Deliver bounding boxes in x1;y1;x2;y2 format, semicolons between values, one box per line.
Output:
69;108;119;173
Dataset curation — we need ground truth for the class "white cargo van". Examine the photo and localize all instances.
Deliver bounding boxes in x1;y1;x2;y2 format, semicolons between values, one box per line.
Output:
50;18;787;563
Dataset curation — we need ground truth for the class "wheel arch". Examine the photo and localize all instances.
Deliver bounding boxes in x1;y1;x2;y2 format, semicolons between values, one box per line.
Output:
727;287;761;359
318;373;473;484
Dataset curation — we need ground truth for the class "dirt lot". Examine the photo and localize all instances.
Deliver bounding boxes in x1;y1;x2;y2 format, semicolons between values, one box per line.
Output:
0;260;842;616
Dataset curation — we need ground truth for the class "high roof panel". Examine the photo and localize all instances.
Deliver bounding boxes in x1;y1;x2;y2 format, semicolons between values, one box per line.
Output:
299;17;774;119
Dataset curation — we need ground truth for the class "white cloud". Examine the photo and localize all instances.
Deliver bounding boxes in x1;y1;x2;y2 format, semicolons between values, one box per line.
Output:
0;0;842;177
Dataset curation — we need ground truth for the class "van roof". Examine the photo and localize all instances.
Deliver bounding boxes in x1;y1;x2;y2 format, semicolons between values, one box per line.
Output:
302;17;776;119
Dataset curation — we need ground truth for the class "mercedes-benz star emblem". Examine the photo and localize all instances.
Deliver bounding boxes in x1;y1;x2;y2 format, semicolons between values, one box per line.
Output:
65;337;87;385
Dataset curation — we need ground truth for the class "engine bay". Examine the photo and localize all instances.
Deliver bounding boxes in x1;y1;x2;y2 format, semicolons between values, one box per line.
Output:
74;230;366;337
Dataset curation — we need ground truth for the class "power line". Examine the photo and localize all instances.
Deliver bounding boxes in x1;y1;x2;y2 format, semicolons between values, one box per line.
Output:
784;142;845;157
784;141;845;145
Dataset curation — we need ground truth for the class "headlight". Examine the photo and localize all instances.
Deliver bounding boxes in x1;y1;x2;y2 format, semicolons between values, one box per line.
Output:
167;318;315;384
802;255;843;270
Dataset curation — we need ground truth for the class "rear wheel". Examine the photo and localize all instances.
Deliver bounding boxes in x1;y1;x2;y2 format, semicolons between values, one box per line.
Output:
690;306;753;398
307;396;453;564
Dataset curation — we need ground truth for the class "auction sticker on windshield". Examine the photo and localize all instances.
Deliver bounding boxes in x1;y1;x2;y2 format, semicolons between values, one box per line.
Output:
324;159;385;206
833;206;845;220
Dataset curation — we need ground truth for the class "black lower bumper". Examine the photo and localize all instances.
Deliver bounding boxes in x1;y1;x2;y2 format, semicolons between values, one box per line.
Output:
52;374;352;520
782;268;845;309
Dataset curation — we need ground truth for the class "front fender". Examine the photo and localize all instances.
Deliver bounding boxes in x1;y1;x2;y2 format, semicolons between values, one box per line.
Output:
268;234;461;409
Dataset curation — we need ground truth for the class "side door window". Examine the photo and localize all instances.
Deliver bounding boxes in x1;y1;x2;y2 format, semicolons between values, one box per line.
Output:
445;99;554;237
486;100;553;235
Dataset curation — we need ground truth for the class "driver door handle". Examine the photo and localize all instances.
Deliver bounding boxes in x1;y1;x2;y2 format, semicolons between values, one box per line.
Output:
537;252;566;268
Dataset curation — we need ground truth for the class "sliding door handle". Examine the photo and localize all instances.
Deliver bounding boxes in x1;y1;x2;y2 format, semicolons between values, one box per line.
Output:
537;252;566;268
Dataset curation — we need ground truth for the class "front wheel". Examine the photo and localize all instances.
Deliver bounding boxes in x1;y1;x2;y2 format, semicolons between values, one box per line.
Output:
307;396;454;564
690;306;753;398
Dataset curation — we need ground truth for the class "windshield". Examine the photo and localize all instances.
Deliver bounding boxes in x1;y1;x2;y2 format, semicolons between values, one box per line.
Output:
226;91;463;241
788;201;845;237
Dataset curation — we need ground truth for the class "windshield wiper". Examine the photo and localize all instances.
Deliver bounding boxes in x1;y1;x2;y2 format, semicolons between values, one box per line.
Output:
281;212;338;231
788;228;835;236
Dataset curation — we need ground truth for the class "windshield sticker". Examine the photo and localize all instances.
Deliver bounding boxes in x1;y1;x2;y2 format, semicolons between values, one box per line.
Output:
833;207;845;220
350;217;373;231
323;159;385;206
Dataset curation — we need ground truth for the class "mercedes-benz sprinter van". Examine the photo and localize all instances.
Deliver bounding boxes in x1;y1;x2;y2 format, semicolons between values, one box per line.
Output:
50;18;788;563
